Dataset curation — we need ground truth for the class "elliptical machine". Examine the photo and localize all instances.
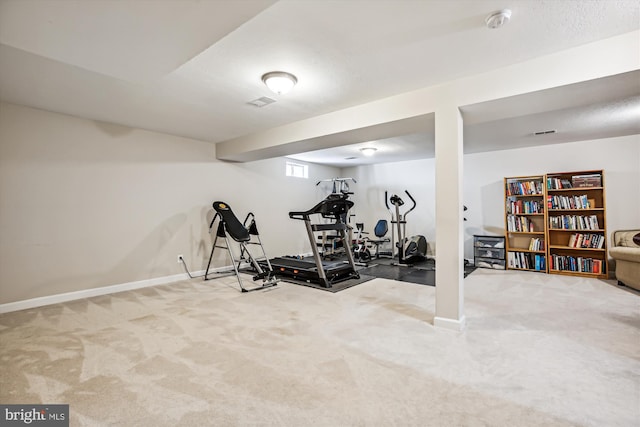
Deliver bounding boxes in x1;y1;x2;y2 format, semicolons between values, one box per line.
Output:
385;190;428;265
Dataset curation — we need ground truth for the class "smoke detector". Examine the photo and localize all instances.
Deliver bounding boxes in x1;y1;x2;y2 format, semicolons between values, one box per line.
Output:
485;9;512;29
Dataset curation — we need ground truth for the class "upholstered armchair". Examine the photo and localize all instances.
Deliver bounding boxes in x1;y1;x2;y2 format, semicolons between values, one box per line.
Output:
609;229;640;291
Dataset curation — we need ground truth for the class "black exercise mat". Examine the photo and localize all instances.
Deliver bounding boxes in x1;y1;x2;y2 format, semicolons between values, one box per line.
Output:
399;268;436;286
358;264;435;286
464;264;477;277
358;264;406;281
358;262;477;287
367;256;436;271
279;273;376;293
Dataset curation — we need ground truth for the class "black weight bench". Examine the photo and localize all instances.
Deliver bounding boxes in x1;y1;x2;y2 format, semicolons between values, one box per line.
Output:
204;201;278;292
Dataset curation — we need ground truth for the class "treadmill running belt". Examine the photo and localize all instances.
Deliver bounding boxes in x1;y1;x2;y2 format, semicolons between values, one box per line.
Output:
264;257;357;288
268;257;349;270
269;258;316;269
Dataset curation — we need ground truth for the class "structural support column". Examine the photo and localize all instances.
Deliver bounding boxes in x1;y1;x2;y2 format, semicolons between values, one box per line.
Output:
434;105;465;331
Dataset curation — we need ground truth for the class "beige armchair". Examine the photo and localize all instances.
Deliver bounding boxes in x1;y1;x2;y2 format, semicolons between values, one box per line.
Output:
609;229;640;291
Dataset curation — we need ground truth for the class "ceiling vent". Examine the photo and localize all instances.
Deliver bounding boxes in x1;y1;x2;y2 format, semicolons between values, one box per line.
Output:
247;96;276;107
533;129;557;136
344;156;358;160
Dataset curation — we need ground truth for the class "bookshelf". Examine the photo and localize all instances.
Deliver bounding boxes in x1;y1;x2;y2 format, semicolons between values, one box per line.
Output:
504;175;547;272
504;170;608;279
546;170;607;278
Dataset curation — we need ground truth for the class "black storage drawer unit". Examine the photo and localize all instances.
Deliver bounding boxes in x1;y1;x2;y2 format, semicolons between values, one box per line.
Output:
474;235;506;270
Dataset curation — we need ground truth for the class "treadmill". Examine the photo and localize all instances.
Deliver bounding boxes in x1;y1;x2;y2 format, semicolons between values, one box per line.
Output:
267;193;360;288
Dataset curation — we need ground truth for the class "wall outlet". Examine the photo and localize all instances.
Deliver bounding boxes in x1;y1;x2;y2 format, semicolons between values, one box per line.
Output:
177;254;183;264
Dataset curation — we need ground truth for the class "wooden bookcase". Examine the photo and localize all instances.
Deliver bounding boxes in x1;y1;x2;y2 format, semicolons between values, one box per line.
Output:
546;170;607;279
503;170;607;279
504;175;547;273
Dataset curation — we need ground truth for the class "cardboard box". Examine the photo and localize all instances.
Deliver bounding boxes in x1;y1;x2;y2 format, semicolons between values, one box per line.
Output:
572;174;601;188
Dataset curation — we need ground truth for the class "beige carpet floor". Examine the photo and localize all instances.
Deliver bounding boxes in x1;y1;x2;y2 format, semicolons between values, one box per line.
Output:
1;269;639;426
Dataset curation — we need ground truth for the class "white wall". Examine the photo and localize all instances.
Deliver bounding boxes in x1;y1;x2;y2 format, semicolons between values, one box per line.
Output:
0;102;340;304
344;134;640;261
2;101;637;305
344;158;436;255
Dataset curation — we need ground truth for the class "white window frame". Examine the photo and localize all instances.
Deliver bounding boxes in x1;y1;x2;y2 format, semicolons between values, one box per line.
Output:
286;161;308;179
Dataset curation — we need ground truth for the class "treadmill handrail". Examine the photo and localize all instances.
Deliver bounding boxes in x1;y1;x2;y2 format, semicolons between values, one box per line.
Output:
289;211;310;220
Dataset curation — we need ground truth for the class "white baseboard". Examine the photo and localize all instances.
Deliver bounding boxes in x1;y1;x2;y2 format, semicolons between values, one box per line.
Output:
0;265;246;314
434;315;467;331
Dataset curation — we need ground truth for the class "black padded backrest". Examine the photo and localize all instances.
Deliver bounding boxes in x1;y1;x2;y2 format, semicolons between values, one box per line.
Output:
374;219;388;237
212;201;250;242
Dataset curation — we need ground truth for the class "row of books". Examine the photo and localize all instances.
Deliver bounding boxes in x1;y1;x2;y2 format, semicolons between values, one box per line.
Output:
529;237;544;251
508;252;546;271
547;177;573;189
507;199;544;214
548;214;600;230
547;194;592;210
567;233;605;249
547;174;602;189
506;180;544;196
506;215;536;232
549;255;604;274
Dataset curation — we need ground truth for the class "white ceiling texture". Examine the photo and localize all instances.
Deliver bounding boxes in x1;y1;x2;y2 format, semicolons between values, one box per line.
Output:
1;0;639;167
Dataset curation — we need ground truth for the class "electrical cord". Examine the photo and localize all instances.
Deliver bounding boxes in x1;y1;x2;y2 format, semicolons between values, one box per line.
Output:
179;256;206;279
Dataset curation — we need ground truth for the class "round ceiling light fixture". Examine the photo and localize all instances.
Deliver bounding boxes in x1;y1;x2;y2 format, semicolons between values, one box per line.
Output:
485;9;512;29
262;71;298;95
360;147;377;156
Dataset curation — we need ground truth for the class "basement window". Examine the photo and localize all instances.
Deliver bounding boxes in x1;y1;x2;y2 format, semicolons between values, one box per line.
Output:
286;161;308;179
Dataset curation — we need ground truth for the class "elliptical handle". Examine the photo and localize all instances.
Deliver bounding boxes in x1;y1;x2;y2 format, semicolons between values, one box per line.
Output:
404;190;417;216
384;191;390;211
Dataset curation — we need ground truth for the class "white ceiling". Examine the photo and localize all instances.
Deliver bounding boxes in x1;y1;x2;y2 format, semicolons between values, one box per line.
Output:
1;0;639;167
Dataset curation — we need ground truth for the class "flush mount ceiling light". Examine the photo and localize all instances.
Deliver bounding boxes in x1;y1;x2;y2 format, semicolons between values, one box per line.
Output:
360;147;377;156
485;9;512;29
261;71;298;95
